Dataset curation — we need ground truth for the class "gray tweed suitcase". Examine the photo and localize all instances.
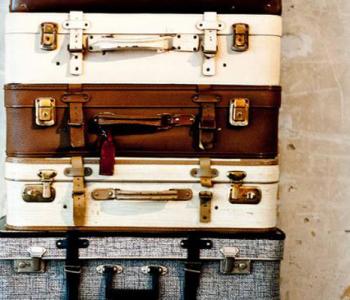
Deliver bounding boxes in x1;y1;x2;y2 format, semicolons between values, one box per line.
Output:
0;224;285;300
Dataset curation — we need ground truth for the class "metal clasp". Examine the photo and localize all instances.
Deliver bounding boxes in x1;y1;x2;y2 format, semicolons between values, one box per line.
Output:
220;247;251;274
227;171;261;205
229;98;249;127
22;170;57;202
232;23;249;52
35;98;56;126
14;247;47;273
40;22;58;51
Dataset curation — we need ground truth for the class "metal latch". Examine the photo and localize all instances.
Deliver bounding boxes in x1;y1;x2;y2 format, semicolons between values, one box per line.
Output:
199;191;212;223
91;189;193;201
220;247;251;274
14;247;47;273
35;98;56;126
232;23;249;52
197;12;224;76
227;171;261;205
229;98;249;126
40;22;58;51
191;158;219;187
22;170;57;202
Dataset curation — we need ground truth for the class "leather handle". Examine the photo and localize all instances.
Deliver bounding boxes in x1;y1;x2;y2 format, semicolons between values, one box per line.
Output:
91;188;193;201
104;266;162;300
88;35;173;53
93;113;195;129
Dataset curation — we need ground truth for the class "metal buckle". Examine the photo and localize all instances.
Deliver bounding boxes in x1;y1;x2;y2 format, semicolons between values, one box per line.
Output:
40;22;58;51
35;98;56;127
229;98;249;127
227;171;261;205
22;170;57;202
14;247;47;273
220;247;251;274
232;23;249;52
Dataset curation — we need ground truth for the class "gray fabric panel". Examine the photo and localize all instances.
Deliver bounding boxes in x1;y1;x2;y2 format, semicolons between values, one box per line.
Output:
0;237;284;260
0;259;281;299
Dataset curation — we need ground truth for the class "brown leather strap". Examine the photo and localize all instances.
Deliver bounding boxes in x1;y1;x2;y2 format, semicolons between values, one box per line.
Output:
71;156;86;226
94;113;195;129
62;88;90;148
193;94;221;151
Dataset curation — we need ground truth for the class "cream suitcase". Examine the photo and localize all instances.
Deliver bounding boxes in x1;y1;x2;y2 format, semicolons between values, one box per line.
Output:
5;12;282;85
5;157;279;231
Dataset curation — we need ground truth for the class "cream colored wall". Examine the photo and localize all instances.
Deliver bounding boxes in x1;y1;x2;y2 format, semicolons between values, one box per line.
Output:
1;1;350;299
279;1;350;299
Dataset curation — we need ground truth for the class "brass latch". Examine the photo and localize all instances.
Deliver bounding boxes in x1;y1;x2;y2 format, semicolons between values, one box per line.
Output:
199;191;213;223
229;98;249;126
220;247;251;274
40;22;58;51
232;23;249;52
22;170;57;202
227;171;261;205
35;98;56;127
91;189;193;201
14;247;47;273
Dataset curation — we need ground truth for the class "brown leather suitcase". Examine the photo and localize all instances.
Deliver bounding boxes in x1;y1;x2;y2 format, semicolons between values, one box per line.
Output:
5;84;280;175
10;0;282;14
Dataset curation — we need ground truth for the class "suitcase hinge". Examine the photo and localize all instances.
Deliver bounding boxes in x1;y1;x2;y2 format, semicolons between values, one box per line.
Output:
193;95;221;151
35;97;56;127
14;247;47;273
197;12;224;76
63;11;90;76
22;170;57;202
220;247;251;274
71;157;87;226
199;191;212;223
229;98;250;126
40;22;58;51
232;23;249;52
190;158;218;187
227;171;261;205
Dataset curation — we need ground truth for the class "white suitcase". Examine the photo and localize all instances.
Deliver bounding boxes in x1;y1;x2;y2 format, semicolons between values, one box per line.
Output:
5;12;282;85
5;157;279;231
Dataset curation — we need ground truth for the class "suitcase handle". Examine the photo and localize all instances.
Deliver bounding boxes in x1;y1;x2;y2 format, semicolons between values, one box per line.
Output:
103;265;163;300
91;188;193;201
92;112;195;129
88;35;173;53
87;34;199;53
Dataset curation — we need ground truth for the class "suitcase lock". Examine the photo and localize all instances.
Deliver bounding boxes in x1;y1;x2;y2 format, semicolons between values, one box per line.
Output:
227;171;261;205
35;98;56;127
232;23;249;52
229;98;249;126
14;247;47;273
22;170;57;202
40;22;58;51
220;247;251;274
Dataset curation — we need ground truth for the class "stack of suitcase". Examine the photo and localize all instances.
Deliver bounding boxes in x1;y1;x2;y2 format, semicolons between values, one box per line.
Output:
0;0;285;299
